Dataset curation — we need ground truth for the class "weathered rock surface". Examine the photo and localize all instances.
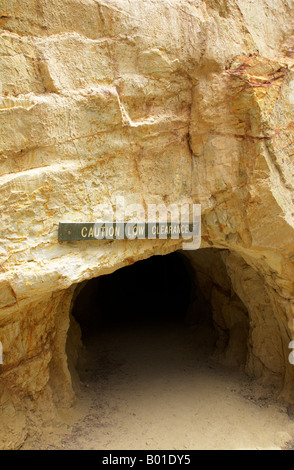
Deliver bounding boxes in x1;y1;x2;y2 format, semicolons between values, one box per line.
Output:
0;0;293;449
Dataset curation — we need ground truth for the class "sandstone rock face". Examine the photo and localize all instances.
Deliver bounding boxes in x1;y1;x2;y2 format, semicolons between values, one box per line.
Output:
0;0;293;449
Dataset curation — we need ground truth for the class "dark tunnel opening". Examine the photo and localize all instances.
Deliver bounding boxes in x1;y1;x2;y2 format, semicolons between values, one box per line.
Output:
68;249;250;395
71;252;201;336
53;249;294;451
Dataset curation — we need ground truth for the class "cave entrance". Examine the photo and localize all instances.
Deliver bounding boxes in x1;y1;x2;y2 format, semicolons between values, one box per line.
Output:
64;249;294;449
72;252;195;336
68;249;250;390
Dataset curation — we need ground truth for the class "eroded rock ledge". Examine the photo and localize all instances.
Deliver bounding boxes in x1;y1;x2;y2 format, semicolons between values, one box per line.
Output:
0;0;293;449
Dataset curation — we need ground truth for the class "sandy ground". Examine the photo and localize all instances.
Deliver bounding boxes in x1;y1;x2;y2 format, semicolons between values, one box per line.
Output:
22;319;294;450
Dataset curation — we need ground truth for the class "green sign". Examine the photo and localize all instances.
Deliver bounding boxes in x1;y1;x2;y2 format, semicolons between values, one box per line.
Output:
58;222;199;241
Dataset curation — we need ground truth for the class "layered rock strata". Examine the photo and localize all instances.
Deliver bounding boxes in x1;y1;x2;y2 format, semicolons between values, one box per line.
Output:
0;0;293;449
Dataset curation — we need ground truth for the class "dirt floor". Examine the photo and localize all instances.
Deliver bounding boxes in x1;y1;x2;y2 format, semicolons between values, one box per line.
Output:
21;319;294;451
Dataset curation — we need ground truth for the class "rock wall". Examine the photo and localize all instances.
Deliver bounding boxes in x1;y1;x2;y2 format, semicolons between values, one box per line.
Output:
185;248;293;392
0;0;293;449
